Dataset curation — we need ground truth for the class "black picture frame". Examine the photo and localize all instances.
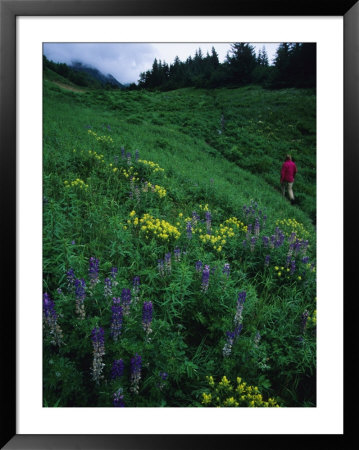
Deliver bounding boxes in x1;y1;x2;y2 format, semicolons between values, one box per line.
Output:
1;0;356;448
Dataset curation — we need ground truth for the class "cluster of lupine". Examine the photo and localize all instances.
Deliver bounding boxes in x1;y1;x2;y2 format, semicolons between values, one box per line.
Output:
234;291;246;326
43;293;63;346
142;301;153;338
138;159;165;174
201;264;211;293
174;247;181;262
222;263;230;277
111;359;125;379
130;353;142;394
91;327;105;384
66;268;76;291
89;257;100;289
63;178;89;190
254;331;261;348
74;278;86;319
202;376;280;407
132;276;140;305
275;217;310;240
158;371;168;391
223;292;246;357
87;129;114;146
110;298;123;341
104;277;112;298
120;288;132;316
300;310;309;334
128;212;181;241
113;387;125;407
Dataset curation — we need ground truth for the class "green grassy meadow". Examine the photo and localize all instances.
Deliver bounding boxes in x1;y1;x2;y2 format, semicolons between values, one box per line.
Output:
43;78;316;408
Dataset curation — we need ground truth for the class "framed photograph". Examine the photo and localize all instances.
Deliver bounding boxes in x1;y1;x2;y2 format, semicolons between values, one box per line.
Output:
1;0;356;448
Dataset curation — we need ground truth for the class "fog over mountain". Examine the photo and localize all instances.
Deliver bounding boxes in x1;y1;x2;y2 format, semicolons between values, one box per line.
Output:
43;43;278;85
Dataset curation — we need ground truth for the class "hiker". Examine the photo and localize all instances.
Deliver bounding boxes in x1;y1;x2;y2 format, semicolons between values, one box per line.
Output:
280;154;297;205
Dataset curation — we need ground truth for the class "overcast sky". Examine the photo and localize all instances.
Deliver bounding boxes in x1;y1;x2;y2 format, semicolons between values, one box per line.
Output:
43;43;279;85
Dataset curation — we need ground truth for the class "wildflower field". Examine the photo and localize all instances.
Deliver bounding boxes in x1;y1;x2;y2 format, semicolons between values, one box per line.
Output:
43;80;316;407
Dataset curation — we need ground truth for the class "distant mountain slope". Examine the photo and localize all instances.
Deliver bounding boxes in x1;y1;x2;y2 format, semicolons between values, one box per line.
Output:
43;55;125;89
70;61;124;89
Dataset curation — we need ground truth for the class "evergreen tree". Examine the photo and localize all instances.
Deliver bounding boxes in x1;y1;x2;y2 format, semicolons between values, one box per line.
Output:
226;43;257;85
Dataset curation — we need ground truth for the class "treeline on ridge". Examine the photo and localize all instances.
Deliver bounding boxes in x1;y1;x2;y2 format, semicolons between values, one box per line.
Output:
135;43;316;91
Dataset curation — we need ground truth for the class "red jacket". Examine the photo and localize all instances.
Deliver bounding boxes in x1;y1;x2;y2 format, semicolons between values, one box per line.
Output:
280;160;297;183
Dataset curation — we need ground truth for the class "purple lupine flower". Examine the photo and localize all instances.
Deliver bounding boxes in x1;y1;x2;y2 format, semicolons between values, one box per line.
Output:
223;330;236;357
89;257;100;288
262;236;269;247
110;267;118;287
223;263;230;277
121;146;126;160
130;353;142;394
301;240;309;255
192;211;200;226
263;215;267;226
254;218;260;236
71;240;76;245
159;371;168;381
250;236;256;252
269;235;275;249
43;292;63;346
113;387;125;407
110;298;123;341
285;255;292;268
246;224;252;239
133;276;140;295
234;323;243;337
127;152;132;166
290;259;296;275
201;265;210;292
91;327;105;384
142;301;153;337
302;256;310;264
205;211;212;234
165;252;172;275
104;277;112;298
186;221;192;239
195;260;203;272
120;288;131;316
287;243;294;258
234;291;246;326
135;149;139;161
174;248;181;262
66;268;76;291
289;232;297;244
254;331;261;347
264;254;271;266
111;359;124;379
158;259;165;277
301;310;309;334
75;278;86;319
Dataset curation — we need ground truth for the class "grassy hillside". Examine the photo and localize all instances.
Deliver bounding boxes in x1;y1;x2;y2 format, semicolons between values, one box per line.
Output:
43;81;316;408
